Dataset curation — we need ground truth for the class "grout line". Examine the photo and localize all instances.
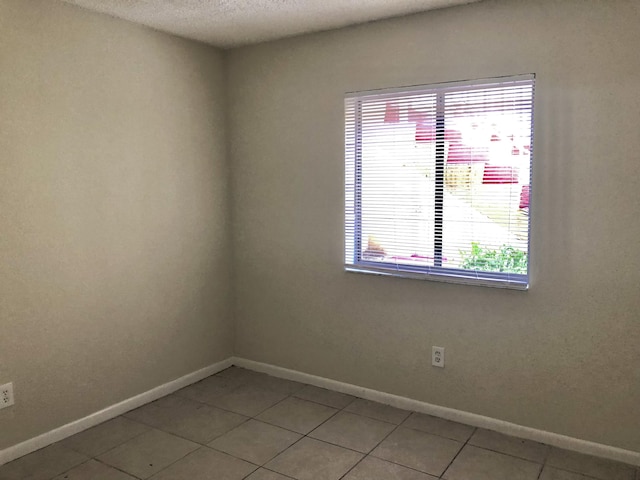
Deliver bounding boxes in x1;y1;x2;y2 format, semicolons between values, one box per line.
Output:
217;377;351;476
117;410;239;448
335;430;399;478
51;458;96;480
438;427;477;479
534;463;544;480
259;467;298;480
249;395;293;419
97;427;202;479
458;441;548;467
250;383;370;478
343;399;412;426
545;456;635;480
536;459;546;480
73;418;154;458
162;380;291;421
93;457;144;479
240;466;298;480
334;403;425;479
539;440;554;480
291;388;357;411
401;413;476;442
536;464;630;480
245;468;298;480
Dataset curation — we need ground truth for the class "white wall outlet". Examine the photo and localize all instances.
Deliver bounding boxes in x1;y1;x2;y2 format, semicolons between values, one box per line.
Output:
0;382;15;409
432;346;445;368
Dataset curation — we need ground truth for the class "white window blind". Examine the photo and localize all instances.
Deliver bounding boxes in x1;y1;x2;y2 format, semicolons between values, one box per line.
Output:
345;75;535;289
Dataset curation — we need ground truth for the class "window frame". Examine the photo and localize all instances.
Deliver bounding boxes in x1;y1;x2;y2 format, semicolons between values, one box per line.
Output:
344;75;535;290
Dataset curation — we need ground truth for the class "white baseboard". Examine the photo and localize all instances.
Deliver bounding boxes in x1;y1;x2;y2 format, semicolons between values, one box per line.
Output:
232;357;640;467
0;357;233;467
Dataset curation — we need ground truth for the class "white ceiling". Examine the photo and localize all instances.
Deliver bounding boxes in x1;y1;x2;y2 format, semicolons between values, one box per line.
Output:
61;0;482;49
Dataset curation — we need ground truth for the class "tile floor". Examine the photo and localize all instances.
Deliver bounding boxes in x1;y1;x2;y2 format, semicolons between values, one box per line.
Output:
1;367;638;480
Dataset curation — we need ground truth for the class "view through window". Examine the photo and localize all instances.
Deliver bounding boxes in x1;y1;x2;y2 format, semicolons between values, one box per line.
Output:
345;75;534;288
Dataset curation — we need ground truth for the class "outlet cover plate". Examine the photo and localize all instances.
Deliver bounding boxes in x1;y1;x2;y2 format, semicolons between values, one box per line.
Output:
432;346;445;368
0;382;15;409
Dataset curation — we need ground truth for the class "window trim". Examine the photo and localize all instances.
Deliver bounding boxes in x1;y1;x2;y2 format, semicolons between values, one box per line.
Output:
345;75;535;290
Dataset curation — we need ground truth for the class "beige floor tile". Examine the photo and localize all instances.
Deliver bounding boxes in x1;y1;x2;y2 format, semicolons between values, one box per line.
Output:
257;397;337;434
174;375;241;405
125;394;247;443
443;445;542;480
97;429;199;479
209;419;301;465
468;429;549;463
265;437;363;480
309;411;395;453
546;448;636;480
216;367;303;394
61;416;150;457
402;413;475;442
245;468;293;480
216;367;268;383
294;385;355;409
343;456;438;480
539;465;594;480
52;459;137;479
210;384;289;417
344;399;410;424
149;447;257;480
0;443;87;480
371;427;462;476
250;375;307;396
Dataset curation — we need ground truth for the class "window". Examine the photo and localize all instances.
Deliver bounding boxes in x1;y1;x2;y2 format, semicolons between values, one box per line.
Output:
345;75;535;289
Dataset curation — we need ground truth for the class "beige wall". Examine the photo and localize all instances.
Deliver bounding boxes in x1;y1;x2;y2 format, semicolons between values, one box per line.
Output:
2;0;639;457
228;0;640;452
0;0;232;449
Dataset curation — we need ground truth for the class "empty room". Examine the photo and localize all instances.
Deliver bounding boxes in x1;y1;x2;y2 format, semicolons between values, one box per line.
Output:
1;0;639;479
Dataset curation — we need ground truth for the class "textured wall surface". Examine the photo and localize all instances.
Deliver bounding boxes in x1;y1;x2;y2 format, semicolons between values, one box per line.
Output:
228;0;640;452
0;0;232;449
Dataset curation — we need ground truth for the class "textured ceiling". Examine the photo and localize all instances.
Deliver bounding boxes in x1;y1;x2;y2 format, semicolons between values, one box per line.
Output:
61;0;482;48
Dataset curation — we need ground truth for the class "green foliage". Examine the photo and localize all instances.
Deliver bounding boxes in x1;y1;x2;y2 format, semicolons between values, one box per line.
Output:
460;242;528;274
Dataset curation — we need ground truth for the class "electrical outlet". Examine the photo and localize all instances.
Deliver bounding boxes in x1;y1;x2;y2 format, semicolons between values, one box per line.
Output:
432;346;445;368
0;382;15;409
